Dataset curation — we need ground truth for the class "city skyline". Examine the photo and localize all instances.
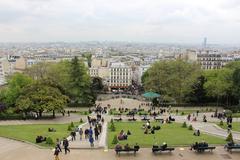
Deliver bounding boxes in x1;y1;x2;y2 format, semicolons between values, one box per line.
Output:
0;0;240;44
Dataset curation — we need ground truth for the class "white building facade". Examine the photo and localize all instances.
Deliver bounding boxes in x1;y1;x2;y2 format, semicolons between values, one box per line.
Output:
109;62;132;90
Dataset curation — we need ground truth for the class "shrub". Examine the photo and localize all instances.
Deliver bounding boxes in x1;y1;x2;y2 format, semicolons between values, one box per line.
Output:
188;125;193;130
219;120;223;126
46;137;54;145
181;112;185;115
182;122;187;128
226;132;233;142
110;122;116;131
80;118;83;123
70;122;74;128
112;135;118;144
68;125;72;131
109;110;113;115
84;111;88;115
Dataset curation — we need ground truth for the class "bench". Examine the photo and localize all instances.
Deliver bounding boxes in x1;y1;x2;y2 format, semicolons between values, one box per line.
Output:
194;146;216;153
225;145;240;153
152;146;175;153
115;148;140;155
128;118;137;121
141;118;150;121
114;118;122;121
154;118;164;123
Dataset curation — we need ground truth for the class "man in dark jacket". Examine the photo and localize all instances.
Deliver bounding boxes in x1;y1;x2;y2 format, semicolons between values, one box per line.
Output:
62;138;70;154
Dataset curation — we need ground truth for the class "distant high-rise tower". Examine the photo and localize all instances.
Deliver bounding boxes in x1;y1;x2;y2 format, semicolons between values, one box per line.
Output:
203;37;207;48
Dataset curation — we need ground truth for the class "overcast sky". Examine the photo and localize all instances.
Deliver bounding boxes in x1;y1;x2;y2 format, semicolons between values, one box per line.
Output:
0;0;240;44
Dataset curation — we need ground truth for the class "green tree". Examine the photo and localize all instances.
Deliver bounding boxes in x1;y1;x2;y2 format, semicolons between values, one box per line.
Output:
185;75;208;104
16;81;68;117
82;53;92;68
204;68;233;106
143;60;200;103
68;56;95;106
91;77;104;92
232;68;240;103
0;73;33;107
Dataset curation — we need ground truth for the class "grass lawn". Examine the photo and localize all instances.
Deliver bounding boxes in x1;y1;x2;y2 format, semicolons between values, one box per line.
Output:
108;122;226;148
170;109;214;116
216;122;240;132
231;113;240;118
0;122;81;147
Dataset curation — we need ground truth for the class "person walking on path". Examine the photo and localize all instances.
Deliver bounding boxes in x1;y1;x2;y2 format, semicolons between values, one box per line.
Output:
89;135;94;147
89;127;93;137
84;128;89;139
79;128;83;140
54;146;61;160
94;127;99;140
56;138;62;152
62;138;70;154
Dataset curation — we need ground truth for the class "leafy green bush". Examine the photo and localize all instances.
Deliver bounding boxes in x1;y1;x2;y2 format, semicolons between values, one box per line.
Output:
80;118;83;123
84;111;88;115
109;110;113;115
110;122;116;131
70;122;74;128
181;112;185;115
188;125;193;130
219;120;223;126
46;137;54;145
182;122;187;128
112;135;118;144
226;132;233;142
68;125;72;131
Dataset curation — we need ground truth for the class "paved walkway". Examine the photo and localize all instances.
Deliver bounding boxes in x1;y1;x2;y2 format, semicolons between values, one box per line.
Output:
1;137;240;160
69;116;108;149
0;113;88;125
173;113;240;141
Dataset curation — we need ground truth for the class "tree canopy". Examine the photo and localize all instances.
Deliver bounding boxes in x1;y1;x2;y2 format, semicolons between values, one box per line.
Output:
143;60;201;103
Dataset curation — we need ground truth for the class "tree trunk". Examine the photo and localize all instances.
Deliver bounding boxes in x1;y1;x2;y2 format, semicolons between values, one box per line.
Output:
52;110;55;118
39;111;42;118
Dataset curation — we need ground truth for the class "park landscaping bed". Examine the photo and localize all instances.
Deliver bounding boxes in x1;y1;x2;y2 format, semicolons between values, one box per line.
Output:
0;122;81;147
216;122;240;132
108;122;226;148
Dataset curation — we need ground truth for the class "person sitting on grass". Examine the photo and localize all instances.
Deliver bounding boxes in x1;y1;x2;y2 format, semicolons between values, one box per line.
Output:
115;143;122;150
48;128;56;132
193;130;200;136
118;130;128;140
144;127;149;134
151;128;155;134
169;115;175;121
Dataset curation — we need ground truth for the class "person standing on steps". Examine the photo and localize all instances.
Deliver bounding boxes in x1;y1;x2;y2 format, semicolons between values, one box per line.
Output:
62;137;70;154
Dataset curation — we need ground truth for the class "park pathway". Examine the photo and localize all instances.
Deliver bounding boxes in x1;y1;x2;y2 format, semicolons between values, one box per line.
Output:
69;117;108;149
173;114;240;141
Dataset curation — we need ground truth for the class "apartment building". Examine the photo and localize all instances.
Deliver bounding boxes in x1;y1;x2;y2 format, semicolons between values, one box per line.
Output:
109;62;132;90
